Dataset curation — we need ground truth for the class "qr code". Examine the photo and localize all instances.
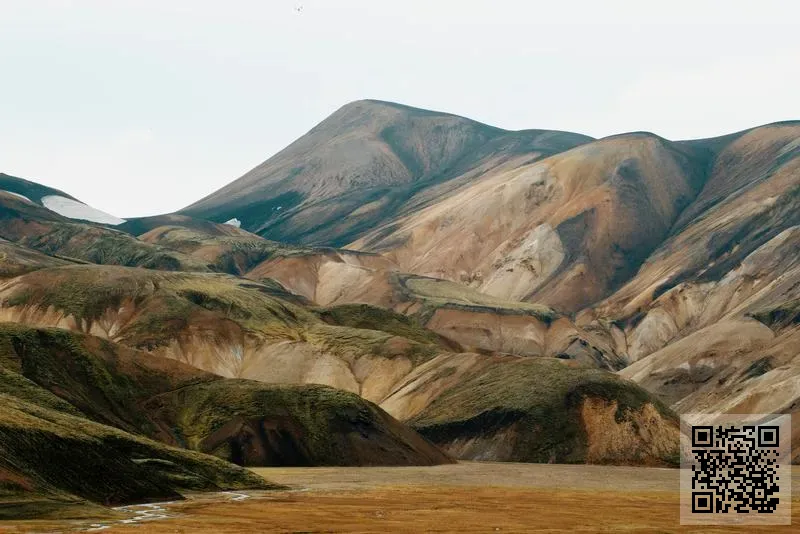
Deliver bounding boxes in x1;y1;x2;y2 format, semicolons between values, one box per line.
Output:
680;413;791;526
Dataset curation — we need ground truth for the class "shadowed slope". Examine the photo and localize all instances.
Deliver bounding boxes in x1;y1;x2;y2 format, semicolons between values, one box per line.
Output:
384;354;679;465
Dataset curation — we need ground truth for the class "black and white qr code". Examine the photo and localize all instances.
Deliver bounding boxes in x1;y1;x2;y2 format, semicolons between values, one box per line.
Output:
691;424;781;513
680;413;791;525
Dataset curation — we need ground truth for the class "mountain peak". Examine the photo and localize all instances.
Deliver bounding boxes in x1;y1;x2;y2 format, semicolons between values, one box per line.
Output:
180;102;590;245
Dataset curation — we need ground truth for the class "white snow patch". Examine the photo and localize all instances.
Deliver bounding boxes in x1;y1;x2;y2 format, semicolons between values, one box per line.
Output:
41;195;126;225
224;217;242;227
1;190;32;203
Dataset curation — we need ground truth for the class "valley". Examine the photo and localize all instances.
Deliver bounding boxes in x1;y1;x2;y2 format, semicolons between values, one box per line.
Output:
4;463;799;533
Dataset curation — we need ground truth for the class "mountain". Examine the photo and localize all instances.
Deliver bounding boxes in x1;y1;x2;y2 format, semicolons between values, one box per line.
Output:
180;100;593;246
353;131;711;312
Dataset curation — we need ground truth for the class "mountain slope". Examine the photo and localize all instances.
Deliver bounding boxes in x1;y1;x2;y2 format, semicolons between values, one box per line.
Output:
0;237;72;279
0;393;273;520
397;355;678;465
180;100;592;246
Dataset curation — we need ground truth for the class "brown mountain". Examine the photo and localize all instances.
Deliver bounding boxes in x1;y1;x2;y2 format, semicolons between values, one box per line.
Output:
180;100;592;246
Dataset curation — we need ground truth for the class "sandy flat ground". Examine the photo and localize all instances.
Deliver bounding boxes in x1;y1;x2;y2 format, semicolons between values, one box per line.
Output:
4;463;799;533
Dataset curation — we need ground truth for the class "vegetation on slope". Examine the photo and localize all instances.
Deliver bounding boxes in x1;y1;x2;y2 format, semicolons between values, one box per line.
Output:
0;393;275;520
0;265;447;372
137;225;304;275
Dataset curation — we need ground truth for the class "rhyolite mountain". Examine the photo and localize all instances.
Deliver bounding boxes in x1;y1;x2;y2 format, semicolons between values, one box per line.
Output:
179;100;594;246
0;98;798;520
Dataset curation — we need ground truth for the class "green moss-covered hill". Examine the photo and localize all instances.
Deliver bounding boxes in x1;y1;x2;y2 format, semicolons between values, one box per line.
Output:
0;393;275;520
0;323;451;470
135;224;306;276
0;324;280;519
0;264;679;467
394;355;680;466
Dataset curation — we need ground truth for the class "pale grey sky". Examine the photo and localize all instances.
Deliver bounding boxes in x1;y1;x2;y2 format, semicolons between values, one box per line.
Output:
1;0;798;217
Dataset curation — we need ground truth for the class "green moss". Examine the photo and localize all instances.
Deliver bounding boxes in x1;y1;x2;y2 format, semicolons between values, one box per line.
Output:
1;265;452;369
136;225;313;275
748;298;800;330
0;323;449;474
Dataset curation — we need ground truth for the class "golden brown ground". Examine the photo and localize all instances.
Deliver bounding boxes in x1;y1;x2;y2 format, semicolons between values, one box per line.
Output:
4;463;798;533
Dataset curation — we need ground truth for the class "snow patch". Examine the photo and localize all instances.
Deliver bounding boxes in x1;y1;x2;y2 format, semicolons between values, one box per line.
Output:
41;195;126;225
1;190;32;203
224;218;242;227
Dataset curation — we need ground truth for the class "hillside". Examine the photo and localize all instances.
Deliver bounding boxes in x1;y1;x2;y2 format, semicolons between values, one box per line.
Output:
352;132;710;312
0;322;456;519
175;103;800;462
0;261;679;466
0;323;451;468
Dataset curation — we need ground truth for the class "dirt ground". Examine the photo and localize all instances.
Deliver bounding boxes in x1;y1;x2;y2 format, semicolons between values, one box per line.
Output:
4;463;799;533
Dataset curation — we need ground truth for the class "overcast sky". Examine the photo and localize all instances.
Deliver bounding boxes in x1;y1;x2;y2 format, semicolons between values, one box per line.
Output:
1;0;798;217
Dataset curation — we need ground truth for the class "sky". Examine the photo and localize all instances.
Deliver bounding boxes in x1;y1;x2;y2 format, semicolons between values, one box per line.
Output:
1;0;798;218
